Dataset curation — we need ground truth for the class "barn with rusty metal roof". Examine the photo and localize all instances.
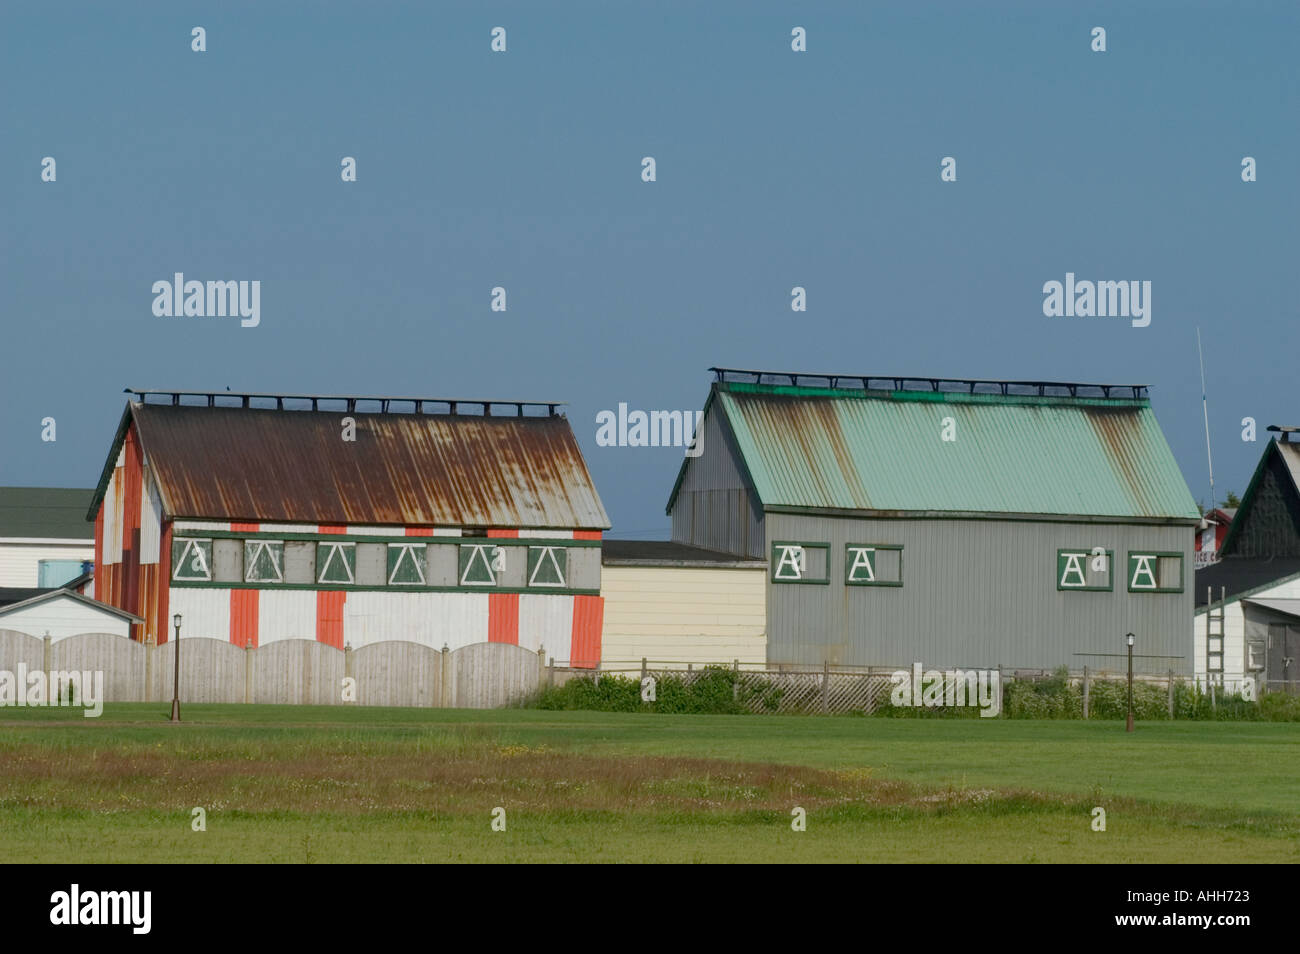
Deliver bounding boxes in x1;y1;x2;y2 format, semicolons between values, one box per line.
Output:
667;368;1199;672
86;389;609;665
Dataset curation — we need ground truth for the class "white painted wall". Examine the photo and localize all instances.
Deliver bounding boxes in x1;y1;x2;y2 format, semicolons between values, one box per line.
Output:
0;540;94;587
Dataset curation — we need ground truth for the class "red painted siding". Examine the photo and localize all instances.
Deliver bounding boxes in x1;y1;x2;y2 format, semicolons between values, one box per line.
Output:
228;522;260;646
315;525;347;647
570;595;603;669
574;530;602;541
316;591;346;648
488;593;520;644
230;590;259;648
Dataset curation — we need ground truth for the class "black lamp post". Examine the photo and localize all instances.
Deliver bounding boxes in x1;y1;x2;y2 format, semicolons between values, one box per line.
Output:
170;613;182;723
1125;632;1135;733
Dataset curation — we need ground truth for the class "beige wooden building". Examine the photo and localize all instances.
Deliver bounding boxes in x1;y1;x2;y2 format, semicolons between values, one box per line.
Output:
599;541;766;668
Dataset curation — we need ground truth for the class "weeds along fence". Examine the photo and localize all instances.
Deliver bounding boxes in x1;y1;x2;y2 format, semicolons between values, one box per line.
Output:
0;630;548;709
542;660;1259;718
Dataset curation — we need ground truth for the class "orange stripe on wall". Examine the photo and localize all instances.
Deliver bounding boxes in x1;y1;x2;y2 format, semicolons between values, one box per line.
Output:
230;590;259;648
487;593;520;644
228;524;260;646
317;591;346;648
315;526;347;647
485;532;519;642
405;528;434;536
569;595;603;669
574;531;602;541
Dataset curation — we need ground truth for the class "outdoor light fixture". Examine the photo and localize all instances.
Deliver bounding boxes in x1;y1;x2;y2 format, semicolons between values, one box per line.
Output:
170;614;183;723
1125;632;1136;733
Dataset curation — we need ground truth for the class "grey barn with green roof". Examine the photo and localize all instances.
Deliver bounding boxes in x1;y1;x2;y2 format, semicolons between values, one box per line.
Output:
666;369;1200;672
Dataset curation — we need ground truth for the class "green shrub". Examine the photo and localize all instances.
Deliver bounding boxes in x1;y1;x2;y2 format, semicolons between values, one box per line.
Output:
531;665;1300;721
1259;691;1300;721
534;666;760;715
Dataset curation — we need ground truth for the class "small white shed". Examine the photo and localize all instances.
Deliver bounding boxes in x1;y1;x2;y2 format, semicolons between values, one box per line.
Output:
0;589;144;641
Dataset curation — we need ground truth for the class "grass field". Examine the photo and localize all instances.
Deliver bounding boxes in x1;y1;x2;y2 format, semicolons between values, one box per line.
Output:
1;704;1297;863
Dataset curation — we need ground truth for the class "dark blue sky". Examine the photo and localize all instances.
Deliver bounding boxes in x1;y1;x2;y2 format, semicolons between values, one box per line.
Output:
3;1;1296;534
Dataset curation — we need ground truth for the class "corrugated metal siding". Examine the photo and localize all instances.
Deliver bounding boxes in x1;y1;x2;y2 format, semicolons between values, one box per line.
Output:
719;388;1198;519
341;591;490;649
765;513;1194;673
517;592;573;658
670;406;764;557
123;403;610;529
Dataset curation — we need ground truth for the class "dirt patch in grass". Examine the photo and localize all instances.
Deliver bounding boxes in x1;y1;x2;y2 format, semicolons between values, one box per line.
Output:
1;733;1291;844
0;735;1097;821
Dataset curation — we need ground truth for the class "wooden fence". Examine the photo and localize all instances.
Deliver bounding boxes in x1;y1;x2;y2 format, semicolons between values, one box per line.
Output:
0;630;545;709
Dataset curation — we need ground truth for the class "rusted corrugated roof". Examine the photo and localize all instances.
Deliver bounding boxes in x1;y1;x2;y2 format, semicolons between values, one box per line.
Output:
671;380;1198;520
94;402;610;529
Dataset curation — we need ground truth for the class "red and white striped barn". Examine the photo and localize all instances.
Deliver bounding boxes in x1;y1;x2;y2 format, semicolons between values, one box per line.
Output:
87;389;610;666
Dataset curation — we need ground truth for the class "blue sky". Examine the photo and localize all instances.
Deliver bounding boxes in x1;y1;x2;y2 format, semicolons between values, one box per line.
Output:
2;1;1296;534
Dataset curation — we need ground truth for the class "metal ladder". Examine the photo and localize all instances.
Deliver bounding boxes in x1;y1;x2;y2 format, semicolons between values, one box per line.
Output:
1205;585;1226;687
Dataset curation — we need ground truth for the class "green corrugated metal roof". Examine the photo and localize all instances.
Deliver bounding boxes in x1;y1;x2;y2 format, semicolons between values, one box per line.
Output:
712;383;1198;519
0;487;96;538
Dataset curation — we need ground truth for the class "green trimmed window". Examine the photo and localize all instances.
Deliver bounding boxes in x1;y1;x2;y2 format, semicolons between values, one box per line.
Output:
316;542;357;585
459;543;504;587
171;538;213;582
244;540;284;584
1127;552;1183;593
1057;548;1113;591
845;544;903;586
527;546;567;587
771;542;829;584
387;543;426;585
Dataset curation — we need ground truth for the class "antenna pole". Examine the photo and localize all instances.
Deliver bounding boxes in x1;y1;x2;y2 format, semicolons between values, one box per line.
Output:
1197;327;1215;511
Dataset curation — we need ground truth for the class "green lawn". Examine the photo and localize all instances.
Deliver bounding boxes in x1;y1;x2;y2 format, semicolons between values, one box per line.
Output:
1;704;1296;863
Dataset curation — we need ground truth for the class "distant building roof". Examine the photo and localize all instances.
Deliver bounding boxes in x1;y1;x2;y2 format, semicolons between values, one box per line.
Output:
89;394;610;530
669;369;1198;521
0;587;144;623
1219;438;1300;558
0;586;50;608
602;539;766;567
1194;557;1300;608
0;487;95;539
1203;507;1235;525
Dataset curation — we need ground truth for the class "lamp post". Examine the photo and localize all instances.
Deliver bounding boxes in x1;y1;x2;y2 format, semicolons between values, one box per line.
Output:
1125;632;1135;733
170;613;182;723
